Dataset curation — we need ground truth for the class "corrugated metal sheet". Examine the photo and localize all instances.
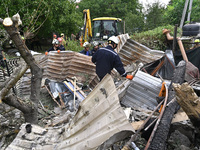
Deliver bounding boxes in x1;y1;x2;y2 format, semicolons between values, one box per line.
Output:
40;51;99;88
102;33;130;53
118;38;165;66
121;70;170;110
7;75;135;150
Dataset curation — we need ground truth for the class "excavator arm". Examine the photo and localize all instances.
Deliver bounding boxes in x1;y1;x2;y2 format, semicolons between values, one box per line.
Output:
82;9;92;43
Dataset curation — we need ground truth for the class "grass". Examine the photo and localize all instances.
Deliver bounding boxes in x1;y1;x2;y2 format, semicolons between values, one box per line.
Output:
130;25;182;51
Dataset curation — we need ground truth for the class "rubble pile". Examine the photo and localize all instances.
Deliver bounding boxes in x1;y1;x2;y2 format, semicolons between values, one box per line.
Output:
1;34;200;150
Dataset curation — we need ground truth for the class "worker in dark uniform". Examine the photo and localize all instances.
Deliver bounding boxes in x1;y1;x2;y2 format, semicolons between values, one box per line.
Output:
91;36;133;81
80;42;92;56
91;41;99;56
57;37;66;51
45;39;60;55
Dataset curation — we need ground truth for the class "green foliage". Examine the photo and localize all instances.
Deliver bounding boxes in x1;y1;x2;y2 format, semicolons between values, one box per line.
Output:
0;0;49;37
38;0;83;38
0;0;83;39
125;12;144;34
66;39;82;52
77;0;142;20
144;2;166;31
77;0;143;35
163;0;200;25
131;25;182;51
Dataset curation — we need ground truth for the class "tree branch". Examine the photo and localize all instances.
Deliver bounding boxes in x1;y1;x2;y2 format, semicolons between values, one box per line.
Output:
3;93;33;114
0;65;29;103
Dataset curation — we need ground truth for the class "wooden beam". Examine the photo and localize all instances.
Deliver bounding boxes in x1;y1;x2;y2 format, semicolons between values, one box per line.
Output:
173;82;200;130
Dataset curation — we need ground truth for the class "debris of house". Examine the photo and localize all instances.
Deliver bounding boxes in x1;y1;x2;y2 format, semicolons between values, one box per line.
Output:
44;78;87;111
120;70;170;111
163;29;200;82
118;38;164;66
2;31;200;150
40;51;99;88
6;75;135;150
173;82;200;131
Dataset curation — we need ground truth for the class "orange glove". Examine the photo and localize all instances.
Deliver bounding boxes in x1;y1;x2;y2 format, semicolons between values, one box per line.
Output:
57;50;60;53
45;51;48;55
126;75;133;80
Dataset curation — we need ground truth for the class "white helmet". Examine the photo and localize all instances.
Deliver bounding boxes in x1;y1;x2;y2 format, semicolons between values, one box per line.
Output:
52;39;59;45
83;42;90;47
108;36;119;44
93;41;99;47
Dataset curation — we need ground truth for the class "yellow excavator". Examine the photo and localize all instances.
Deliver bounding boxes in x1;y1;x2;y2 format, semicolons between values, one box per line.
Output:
81;9;123;45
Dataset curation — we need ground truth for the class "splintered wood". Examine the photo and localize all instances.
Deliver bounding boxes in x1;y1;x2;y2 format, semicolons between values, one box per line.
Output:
173;82;200;129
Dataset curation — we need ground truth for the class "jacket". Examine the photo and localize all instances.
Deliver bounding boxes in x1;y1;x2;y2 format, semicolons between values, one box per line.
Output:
79;49;92;56
91;45;127;80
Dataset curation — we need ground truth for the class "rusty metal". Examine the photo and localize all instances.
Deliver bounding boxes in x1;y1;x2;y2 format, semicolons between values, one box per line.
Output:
40;51;98;89
150;59;165;76
118;38;164;66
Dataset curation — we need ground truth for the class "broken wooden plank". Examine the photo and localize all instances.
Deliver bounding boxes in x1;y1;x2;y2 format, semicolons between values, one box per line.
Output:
63;81;85;101
173;82;200;130
44;85;62;108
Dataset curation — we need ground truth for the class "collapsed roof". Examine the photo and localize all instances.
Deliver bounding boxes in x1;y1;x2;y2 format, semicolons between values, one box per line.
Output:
9;34;178;149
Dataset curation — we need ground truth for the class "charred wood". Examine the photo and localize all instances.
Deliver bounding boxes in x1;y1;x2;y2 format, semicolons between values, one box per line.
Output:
147;60;186;150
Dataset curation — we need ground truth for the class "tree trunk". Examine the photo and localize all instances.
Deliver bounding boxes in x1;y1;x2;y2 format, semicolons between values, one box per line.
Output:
0;15;43;124
173;82;200;132
148;60;186;150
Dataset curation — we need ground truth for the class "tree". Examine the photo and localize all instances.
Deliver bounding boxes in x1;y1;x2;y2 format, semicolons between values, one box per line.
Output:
144;2;166;31
124;12;144;34
163;0;200;26
39;0;83;38
77;0;144;34
0;15;43;124
0;0;83;39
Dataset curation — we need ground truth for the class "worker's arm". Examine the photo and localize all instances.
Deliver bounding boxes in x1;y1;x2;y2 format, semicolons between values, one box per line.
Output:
114;55;127;76
114;55;134;80
91;51;97;64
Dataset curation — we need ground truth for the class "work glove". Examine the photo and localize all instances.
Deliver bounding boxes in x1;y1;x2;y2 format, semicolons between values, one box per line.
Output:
126;74;133;80
45;52;48;55
57;50;60;53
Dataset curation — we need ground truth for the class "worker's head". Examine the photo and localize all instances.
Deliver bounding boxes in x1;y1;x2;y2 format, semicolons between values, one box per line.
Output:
53;34;57;38
108;36;119;49
61;33;64;37
93;41;99;50
57;37;62;45
52;39;59;47
83;42;90;51
195;39;200;44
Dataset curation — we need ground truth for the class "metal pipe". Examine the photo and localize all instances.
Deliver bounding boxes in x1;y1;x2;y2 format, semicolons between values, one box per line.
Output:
173;24;178;53
163;29;189;62
177;38;188;62
187;0;193;22
180;0;189;28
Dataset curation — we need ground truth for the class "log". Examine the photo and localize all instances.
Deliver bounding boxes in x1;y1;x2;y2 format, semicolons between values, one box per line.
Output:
173;82;200;131
148;60;186;150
